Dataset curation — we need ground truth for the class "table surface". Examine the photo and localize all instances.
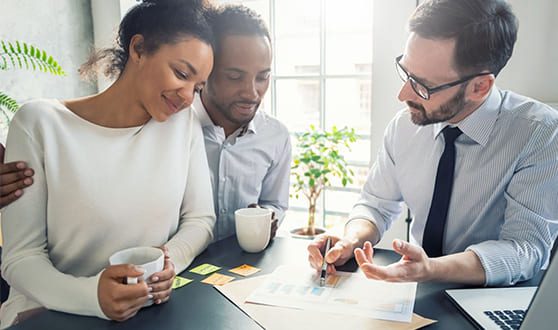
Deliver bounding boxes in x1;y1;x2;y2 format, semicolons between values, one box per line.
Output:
10;236;542;330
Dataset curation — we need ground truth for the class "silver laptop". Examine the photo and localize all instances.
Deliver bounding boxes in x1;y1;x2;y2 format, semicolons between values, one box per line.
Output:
445;245;558;330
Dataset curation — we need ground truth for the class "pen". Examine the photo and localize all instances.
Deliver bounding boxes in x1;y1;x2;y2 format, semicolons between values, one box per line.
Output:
319;237;332;287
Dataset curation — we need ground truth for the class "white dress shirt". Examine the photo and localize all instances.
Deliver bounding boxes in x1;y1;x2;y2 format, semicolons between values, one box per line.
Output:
349;87;558;286
193;95;291;242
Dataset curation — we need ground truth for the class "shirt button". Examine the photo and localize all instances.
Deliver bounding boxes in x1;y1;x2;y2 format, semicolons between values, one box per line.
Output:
221;209;227;214
221;177;226;182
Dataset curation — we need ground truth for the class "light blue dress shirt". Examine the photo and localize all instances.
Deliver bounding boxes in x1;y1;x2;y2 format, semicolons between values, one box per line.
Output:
193;95;291;242
349;87;558;286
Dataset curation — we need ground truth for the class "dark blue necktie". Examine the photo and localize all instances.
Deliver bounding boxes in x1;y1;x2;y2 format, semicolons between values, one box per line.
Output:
423;126;462;257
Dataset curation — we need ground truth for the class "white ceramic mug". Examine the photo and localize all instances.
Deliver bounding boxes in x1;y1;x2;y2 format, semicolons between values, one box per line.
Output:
109;246;164;306
235;207;273;253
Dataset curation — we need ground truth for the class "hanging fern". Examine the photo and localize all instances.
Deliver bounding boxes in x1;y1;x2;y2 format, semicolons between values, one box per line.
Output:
0;40;65;75
0;92;19;113
0;40;65;125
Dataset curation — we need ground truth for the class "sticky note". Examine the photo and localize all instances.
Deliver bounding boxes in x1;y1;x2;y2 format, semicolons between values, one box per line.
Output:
201;273;235;286
229;264;261;277
189;263;221;275
172;276;193;289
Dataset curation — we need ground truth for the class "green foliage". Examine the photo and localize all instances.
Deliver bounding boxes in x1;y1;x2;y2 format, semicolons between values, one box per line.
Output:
0;40;65;123
291;125;357;231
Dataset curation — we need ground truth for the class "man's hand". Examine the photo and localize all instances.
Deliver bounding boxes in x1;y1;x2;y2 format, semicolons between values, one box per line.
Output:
0;144;34;208
148;246;176;305
307;234;355;274
98;264;150;321
354;239;434;282
247;203;279;240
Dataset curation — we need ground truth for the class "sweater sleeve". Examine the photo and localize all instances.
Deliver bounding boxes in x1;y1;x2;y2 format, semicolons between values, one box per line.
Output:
165;115;216;274
1;108;106;319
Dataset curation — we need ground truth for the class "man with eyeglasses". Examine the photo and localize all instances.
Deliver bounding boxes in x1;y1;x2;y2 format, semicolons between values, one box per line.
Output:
309;0;558;286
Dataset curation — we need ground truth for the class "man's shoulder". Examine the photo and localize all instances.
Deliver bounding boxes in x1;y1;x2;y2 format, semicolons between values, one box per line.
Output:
255;111;290;137
500;90;558;128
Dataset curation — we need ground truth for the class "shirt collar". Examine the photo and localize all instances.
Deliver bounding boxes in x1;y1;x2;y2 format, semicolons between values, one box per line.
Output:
193;93;258;136
432;87;501;146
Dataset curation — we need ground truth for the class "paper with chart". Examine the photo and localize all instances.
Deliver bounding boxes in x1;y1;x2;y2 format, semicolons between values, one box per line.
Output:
245;265;417;322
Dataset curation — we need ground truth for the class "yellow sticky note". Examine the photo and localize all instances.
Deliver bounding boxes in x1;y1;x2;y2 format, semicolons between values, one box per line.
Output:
201;273;235;286
172;276;193;289
229;264;261;277
189;263;221;275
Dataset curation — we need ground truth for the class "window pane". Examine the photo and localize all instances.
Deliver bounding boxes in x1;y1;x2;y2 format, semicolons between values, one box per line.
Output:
324;0;373;75
275;0;321;75
276;79;320;132
344;138;370;164
325;78;371;135
328;165;370;190
324;190;360;214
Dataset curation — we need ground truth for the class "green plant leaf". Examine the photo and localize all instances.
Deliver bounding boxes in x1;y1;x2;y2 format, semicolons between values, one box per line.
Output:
0;39;65;75
0;91;20;113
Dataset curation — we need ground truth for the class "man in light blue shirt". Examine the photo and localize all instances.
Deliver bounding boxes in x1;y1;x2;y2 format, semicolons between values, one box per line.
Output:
197;6;290;241
308;0;558;286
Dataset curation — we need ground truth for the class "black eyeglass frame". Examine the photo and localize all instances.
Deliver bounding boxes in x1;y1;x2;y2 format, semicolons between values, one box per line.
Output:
395;55;492;100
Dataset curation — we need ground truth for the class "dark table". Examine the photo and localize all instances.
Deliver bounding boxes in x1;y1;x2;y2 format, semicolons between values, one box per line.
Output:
11;236;542;329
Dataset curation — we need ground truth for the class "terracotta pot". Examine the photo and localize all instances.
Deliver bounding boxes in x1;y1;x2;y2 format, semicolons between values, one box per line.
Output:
289;227;326;239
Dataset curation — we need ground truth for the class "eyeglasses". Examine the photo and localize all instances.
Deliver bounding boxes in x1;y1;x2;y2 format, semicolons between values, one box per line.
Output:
395;55;492;100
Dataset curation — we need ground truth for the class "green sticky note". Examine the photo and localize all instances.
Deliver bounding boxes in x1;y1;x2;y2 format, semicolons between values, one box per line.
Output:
172;276;193;289
189;263;221;275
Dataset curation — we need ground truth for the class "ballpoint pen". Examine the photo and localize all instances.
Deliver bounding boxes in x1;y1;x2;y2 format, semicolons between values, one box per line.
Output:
319;237;332;287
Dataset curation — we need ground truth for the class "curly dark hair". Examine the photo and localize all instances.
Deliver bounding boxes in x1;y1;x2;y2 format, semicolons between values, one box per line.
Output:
80;0;214;80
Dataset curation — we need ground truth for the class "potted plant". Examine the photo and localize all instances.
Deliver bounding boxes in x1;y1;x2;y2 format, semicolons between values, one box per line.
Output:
0;40;65;138
290;125;356;238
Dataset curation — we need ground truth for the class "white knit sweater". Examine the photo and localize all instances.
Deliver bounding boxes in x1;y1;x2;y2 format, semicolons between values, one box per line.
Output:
0;99;215;327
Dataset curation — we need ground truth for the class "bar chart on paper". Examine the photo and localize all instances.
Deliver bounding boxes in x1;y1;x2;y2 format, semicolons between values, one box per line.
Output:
246;266;417;322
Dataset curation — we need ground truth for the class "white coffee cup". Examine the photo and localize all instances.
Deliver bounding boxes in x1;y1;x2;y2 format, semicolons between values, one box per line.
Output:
235;207;273;253
109;246;164;306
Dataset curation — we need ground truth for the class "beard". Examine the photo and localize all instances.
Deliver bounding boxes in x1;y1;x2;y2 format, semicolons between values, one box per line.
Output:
218;100;260;126
407;85;468;126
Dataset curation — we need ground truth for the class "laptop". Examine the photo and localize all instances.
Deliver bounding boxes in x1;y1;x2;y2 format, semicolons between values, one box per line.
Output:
445;243;558;330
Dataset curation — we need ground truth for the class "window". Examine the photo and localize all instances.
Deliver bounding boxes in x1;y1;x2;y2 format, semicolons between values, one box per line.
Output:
219;0;373;231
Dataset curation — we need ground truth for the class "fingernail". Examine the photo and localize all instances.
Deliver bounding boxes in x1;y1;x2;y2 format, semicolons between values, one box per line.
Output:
24;178;32;185
151;276;159;282
395;239;403;249
16;162;25;169
134;266;145;273
148;294;153;299
24;169;33;176
14;190;22;197
156;299;162;304
148;286;153;292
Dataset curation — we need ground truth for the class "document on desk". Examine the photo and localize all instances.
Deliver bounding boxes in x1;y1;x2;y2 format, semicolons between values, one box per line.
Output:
245;265;417;323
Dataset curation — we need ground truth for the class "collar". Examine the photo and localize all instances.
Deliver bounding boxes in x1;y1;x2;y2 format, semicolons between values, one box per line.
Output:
193;94;258;136
432;87;501;146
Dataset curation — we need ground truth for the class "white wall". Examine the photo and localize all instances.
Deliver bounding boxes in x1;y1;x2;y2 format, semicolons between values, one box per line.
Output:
0;0;96;102
369;0;558;249
499;0;558;103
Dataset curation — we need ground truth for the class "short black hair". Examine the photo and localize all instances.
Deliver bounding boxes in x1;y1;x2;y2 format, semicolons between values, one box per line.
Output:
409;0;518;76
208;5;271;57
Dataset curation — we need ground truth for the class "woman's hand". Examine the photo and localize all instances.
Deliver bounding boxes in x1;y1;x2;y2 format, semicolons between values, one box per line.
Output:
147;246;176;305
98;264;150;321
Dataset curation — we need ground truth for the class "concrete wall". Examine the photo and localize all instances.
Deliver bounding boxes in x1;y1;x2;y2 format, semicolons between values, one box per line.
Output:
0;0;96;108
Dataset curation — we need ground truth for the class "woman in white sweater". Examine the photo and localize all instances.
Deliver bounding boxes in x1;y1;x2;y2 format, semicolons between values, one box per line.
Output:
0;0;216;326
